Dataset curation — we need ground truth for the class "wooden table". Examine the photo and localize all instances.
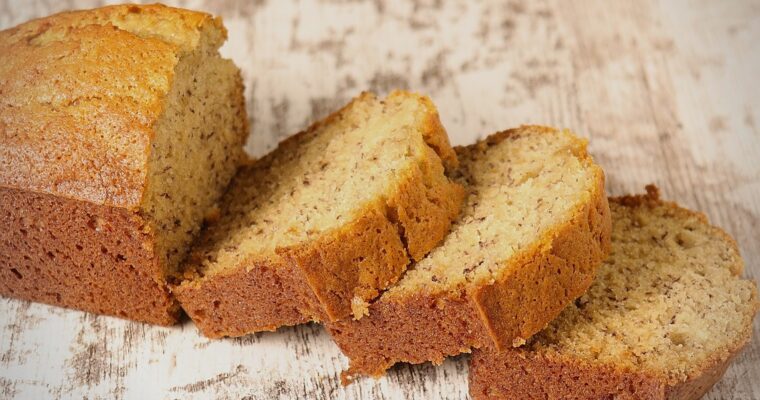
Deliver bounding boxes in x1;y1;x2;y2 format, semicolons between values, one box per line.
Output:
1;1;758;398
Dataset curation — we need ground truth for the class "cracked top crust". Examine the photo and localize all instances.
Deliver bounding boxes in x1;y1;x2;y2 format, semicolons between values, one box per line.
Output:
0;4;225;208
181;90;460;281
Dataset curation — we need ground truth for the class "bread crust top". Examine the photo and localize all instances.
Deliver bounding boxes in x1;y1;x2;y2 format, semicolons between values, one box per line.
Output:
0;4;224;209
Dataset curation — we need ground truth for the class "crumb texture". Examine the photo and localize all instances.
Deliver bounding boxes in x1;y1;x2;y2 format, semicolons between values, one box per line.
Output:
532;192;758;384
187;91;454;279
143;30;247;278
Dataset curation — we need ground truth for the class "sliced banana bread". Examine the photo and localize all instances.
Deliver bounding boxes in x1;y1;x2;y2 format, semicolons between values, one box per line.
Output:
326;126;611;379
469;186;759;400
0;4;248;325
173;91;464;337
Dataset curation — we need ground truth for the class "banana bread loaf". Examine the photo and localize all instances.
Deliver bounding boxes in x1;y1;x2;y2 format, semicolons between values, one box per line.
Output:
469;186;759;400
326;126;611;380
0;4;248;325
173;91;464;337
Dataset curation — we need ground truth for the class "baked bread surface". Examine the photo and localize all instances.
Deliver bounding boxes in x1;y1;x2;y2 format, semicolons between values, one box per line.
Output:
327;126;611;379
0;4;226;206
469;186;760;400
174;91;464;337
0;4;248;324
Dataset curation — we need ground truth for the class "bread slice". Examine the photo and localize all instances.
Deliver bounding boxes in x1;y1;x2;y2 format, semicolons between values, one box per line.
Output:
173;91;464;338
0;4;248;325
469;186;760;400
326;126;611;379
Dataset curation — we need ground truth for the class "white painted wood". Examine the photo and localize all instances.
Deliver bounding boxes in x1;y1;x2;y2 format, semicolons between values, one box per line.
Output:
1;0;758;398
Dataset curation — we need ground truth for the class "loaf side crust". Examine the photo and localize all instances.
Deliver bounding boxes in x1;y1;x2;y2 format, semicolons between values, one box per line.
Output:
174;91;464;337
468;188;760;400
0;187;180;325
326;127;611;378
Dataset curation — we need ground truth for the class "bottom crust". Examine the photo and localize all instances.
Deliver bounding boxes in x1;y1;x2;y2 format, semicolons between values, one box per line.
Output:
0;187;180;325
468;346;740;400
469;349;666;400
172;251;323;336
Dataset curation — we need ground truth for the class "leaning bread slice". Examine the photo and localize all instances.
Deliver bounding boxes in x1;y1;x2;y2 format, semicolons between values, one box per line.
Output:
174;91;464;337
326;126;611;379
469;186;759;400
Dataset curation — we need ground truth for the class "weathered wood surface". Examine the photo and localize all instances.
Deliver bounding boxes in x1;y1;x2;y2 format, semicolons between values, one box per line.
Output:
1;0;758;398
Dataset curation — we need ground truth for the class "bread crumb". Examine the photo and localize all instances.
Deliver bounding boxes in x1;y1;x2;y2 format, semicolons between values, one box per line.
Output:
351;296;370;320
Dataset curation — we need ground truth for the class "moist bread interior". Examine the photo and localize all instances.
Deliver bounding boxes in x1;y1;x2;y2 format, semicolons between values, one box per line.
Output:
528;196;758;383
187;93;448;279
387;127;598;297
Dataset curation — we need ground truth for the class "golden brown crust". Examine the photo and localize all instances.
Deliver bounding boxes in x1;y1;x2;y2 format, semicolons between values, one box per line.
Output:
0;187;180;325
283;201;410;322
469;188;759;400
174;92;464;337
473;174;610;349
1;4;225;52
175;197;414;337
326;127;611;378
385;120;466;262
0;4;221;208
395;90;459;172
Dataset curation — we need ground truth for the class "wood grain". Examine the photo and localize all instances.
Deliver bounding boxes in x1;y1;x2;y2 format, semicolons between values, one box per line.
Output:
1;0;758;399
